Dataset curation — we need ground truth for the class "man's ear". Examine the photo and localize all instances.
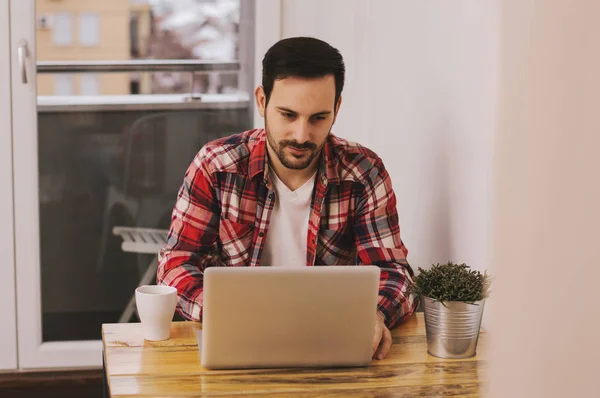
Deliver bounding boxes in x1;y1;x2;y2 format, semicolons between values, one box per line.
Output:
255;86;266;117
332;95;343;124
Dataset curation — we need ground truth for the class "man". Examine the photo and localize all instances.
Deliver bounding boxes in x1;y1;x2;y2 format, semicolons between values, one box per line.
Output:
157;37;417;360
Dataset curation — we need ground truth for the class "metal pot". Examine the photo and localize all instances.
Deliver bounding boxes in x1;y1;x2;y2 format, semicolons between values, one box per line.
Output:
422;296;485;359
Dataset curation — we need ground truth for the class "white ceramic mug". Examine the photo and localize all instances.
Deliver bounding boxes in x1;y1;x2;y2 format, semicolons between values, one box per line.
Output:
135;285;177;341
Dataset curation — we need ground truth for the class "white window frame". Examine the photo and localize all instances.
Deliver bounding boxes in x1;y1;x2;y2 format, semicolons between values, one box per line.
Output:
0;0;18;372
251;0;280;128
11;0;102;368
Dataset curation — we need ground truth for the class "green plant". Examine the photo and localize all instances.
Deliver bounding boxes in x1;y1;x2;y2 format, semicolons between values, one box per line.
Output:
409;262;491;303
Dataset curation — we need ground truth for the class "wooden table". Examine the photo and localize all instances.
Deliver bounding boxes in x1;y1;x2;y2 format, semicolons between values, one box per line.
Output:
102;313;487;397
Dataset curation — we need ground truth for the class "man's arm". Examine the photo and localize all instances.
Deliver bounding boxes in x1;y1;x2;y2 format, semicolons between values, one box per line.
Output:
157;147;221;321
354;157;417;329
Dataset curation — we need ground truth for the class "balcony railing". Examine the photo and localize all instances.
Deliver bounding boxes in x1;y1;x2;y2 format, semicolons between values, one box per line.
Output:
36;60;249;112
37;93;250;113
36;60;239;74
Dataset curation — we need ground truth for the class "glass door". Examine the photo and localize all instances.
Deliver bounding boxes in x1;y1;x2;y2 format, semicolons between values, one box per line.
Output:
11;0;255;368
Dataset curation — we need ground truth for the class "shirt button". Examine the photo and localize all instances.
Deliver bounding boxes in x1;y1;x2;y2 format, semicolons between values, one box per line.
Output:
259;232;265;237
312;238;316;244
316;198;322;204
268;193;275;200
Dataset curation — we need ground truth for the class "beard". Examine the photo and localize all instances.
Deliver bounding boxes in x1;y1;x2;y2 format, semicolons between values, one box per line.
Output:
265;118;327;170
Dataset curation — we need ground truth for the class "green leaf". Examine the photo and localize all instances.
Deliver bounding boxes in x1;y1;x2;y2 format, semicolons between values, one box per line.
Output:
408;262;491;303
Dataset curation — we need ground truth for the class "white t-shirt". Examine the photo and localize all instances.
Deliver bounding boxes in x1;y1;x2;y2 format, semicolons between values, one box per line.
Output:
260;170;316;267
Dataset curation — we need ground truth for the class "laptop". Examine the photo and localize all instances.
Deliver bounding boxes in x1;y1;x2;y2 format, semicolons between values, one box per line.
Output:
198;266;381;369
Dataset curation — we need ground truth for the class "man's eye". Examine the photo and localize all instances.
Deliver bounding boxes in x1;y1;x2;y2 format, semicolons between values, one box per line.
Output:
313;116;326;121
282;113;294;119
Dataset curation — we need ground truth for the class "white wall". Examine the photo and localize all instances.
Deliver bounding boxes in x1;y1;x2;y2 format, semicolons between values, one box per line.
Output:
278;0;499;276
490;0;600;396
0;0;18;370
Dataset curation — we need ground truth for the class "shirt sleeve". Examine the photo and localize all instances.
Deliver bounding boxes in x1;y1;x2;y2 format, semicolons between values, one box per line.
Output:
353;157;418;329
156;147;221;321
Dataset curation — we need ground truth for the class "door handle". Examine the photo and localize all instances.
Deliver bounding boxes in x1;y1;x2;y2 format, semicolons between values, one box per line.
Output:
17;40;28;84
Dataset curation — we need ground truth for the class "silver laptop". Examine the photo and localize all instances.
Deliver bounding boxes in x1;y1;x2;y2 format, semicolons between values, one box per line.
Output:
198;266;380;369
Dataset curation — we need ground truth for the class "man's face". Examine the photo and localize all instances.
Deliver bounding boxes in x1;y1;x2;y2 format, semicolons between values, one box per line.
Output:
256;75;341;170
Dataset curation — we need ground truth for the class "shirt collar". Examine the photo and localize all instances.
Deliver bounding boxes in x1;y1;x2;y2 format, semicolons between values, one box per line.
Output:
247;129;268;181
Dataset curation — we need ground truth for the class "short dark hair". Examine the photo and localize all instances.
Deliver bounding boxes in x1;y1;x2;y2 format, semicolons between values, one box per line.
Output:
262;37;345;107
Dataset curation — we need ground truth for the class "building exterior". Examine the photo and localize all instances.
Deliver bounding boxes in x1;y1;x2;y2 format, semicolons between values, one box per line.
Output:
35;0;152;95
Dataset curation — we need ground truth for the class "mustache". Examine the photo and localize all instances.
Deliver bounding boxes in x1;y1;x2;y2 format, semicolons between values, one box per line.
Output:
280;140;317;150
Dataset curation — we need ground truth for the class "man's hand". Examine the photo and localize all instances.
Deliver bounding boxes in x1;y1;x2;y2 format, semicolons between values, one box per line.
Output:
372;311;392;360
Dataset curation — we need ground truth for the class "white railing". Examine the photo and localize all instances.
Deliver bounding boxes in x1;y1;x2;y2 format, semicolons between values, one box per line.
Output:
37;93;250;113
36;59;248;112
36;60;239;74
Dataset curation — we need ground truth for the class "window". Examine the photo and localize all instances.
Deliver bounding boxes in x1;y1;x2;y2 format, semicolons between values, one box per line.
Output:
54;74;74;95
28;0;254;357
80;74;100;95
53;13;73;46
79;13;100;46
130;80;140;94
130;14;140;57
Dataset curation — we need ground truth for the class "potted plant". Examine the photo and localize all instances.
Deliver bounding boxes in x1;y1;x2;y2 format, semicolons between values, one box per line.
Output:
409;262;491;359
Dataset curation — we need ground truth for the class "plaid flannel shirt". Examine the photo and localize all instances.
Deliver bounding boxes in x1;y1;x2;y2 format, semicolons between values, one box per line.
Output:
157;129;417;328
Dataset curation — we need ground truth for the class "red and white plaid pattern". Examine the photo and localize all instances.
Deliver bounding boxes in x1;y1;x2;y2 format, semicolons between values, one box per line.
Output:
157;129;417;328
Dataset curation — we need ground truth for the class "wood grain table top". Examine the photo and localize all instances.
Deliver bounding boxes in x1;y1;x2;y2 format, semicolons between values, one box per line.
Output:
102;313;487;397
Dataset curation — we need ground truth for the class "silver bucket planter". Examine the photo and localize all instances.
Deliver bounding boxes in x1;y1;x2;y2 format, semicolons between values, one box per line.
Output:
422;296;485;359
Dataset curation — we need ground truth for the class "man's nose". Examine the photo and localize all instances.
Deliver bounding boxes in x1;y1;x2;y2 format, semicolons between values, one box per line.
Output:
291;119;310;143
